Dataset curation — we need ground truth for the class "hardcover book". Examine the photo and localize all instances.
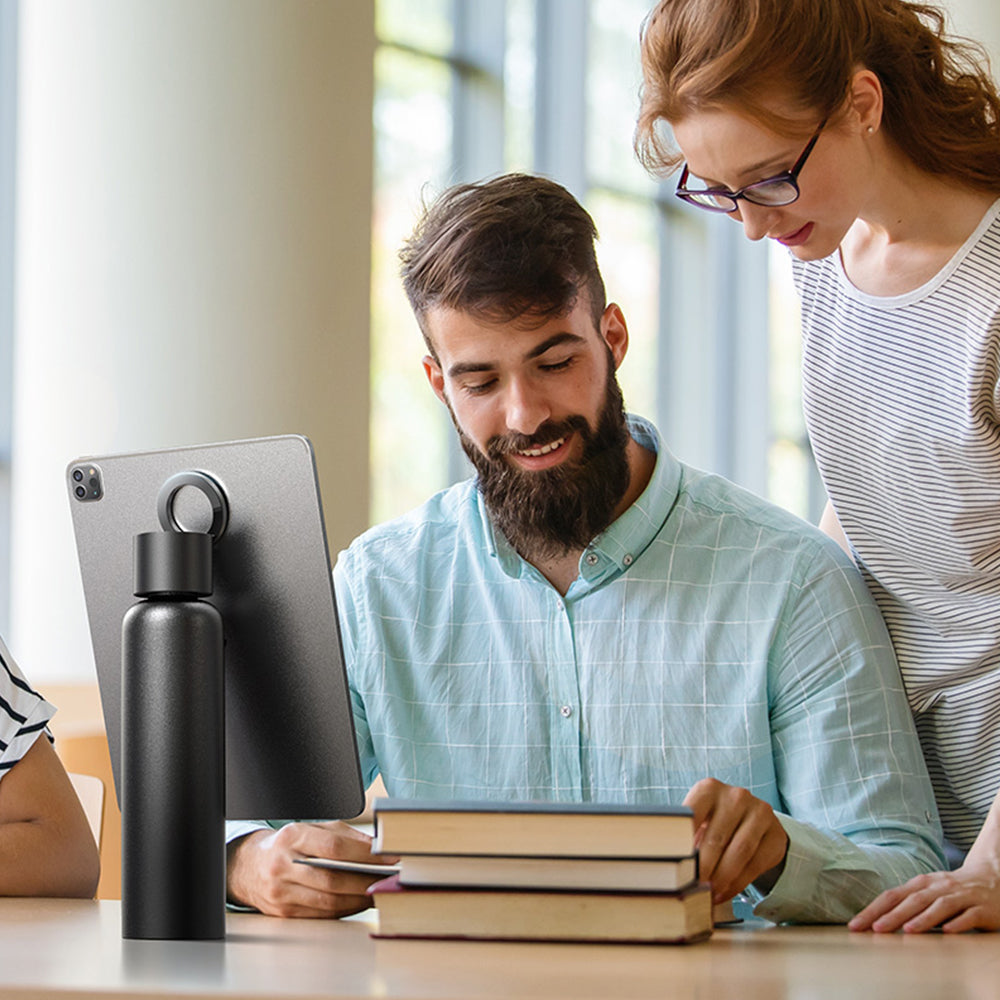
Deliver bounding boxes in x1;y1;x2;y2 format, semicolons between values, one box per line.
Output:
396;853;699;892
372;799;695;859
368;874;714;944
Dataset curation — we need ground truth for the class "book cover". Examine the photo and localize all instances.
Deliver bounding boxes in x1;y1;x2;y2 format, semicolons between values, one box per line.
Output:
368;874;713;944
372;798;695;859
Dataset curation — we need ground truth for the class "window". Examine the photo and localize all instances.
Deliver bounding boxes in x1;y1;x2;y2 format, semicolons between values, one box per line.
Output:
371;0;456;521
371;0;818;527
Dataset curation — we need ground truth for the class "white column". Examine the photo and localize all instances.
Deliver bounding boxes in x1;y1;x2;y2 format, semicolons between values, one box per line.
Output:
12;0;373;682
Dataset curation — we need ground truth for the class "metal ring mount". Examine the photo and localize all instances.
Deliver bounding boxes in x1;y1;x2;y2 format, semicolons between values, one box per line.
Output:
156;470;230;541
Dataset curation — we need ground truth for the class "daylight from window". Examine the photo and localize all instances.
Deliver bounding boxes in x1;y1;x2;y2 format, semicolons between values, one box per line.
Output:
370;0;816;528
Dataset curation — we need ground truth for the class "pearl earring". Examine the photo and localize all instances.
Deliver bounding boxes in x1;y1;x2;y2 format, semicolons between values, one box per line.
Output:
866;125;874;134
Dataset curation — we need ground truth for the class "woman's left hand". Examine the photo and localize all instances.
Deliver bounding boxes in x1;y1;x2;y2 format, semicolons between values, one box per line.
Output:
849;862;1000;933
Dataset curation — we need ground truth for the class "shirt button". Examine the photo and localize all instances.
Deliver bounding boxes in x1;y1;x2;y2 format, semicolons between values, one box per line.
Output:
622;554;633;566
560;705;573;718
584;552;599;567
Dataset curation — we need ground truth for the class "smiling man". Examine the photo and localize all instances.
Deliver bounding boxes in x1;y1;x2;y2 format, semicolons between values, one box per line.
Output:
421;294;647;596
225;172;944;925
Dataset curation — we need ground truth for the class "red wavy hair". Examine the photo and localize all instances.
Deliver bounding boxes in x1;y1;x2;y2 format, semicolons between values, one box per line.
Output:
635;0;1000;191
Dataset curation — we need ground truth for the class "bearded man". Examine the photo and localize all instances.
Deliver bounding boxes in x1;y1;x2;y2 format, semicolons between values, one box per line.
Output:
225;173;944;926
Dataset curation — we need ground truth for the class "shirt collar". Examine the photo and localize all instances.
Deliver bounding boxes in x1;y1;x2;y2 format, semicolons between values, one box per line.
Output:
476;415;682;589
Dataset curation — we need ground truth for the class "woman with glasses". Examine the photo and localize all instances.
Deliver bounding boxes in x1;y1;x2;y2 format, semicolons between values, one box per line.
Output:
634;0;1000;933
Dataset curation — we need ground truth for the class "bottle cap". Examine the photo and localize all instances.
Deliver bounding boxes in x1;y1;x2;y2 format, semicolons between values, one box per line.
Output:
133;531;213;597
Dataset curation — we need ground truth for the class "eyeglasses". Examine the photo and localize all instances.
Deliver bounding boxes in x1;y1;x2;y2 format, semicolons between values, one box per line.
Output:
675;120;826;213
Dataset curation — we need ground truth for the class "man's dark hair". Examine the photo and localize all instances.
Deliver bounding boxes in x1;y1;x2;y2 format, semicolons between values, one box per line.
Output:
399;173;607;353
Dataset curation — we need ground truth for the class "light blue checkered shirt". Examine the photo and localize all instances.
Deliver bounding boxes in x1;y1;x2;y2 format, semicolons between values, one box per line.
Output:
229;416;944;923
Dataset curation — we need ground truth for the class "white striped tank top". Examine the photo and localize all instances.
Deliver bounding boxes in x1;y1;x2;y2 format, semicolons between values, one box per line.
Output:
796;197;1000;851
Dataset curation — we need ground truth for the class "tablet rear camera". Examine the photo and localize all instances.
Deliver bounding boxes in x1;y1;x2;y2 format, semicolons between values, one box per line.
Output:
70;465;104;502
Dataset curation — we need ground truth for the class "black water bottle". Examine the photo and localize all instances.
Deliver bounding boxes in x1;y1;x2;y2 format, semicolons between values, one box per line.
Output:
121;530;225;940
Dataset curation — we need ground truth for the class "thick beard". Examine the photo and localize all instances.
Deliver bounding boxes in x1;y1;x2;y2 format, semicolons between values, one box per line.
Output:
455;365;631;561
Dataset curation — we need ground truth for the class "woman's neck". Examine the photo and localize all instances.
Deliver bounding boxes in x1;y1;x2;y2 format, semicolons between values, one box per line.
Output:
840;147;997;296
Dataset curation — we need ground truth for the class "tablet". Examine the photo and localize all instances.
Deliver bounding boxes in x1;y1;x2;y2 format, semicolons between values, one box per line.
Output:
66;434;365;821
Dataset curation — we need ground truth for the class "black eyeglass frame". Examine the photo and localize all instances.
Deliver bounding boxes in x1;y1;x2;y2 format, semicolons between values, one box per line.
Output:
675;119;827;214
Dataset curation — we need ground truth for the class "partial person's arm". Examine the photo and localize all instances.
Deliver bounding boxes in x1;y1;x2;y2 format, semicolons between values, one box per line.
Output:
849;792;1000;933
226;819;395;918
0;735;100;897
743;538;944;924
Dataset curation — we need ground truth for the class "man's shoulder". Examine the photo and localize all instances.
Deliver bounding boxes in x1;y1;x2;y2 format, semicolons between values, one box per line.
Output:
672;464;850;568
341;478;480;566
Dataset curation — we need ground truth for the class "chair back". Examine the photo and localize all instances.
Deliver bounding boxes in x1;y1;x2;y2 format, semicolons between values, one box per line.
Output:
68;771;105;848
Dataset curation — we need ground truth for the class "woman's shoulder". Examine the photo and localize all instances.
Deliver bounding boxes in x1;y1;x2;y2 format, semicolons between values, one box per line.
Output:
0;637;51;744
972;195;1000;255
0;634;30;693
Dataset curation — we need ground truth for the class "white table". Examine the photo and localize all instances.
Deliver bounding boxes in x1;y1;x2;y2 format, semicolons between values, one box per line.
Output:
2;898;998;999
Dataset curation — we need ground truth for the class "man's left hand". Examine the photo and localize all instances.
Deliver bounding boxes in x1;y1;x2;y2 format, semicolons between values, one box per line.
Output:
682;777;789;903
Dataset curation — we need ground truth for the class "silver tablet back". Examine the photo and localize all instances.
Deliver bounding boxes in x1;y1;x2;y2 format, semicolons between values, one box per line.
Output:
67;434;364;821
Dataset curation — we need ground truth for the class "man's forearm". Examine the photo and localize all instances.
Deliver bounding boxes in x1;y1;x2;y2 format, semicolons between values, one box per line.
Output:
746;813;944;924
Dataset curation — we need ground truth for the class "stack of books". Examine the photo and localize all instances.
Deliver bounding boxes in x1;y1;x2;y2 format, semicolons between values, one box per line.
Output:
366;799;715;944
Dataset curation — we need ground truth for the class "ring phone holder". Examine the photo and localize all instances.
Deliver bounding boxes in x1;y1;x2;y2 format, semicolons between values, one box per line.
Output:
120;472;230;940
156;471;230;539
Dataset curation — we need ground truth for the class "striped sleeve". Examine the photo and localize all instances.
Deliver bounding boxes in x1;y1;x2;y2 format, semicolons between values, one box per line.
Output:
0;636;55;776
